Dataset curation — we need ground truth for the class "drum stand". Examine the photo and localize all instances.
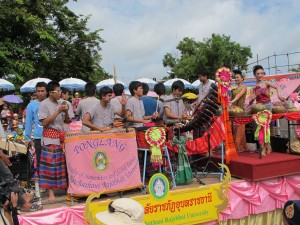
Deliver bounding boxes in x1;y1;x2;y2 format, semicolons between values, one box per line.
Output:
190;131;225;185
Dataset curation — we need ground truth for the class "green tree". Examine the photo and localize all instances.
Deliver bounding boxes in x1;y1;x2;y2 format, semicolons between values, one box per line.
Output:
289;65;300;73
163;34;252;81
0;0;110;85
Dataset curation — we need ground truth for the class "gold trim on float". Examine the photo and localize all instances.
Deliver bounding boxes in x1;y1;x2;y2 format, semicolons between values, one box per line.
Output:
64;128;136;143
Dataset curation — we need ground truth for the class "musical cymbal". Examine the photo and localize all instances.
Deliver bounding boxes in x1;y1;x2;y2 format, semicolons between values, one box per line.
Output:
164;97;183;102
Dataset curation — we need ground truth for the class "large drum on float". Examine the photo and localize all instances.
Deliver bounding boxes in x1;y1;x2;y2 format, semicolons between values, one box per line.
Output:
288;107;300;112
251;103;266;114
229;106;245;117
135;127;151;148
272;105;286;114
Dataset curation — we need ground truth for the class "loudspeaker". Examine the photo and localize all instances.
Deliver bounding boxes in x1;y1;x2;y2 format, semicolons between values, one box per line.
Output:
270;136;289;153
245;122;256;143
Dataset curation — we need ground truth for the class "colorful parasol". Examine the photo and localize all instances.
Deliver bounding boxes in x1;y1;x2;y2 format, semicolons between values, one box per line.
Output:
145;127;165;167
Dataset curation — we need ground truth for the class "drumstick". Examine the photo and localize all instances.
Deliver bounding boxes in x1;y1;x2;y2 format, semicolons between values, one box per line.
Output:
155;96;159;112
192;92;210;116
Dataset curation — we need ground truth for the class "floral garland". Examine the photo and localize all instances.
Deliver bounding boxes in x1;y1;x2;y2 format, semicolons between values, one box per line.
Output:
145;127;166;167
241;70;247;78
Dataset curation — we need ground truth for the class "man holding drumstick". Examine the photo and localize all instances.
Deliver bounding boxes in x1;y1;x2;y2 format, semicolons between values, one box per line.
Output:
82;86;127;131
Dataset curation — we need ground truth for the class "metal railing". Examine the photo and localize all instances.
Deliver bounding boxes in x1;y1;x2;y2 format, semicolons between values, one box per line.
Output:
245;51;300;76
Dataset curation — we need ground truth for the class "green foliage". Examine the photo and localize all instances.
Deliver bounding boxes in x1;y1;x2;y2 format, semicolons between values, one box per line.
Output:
162;34;252;81
0;0;110;86
289;65;300;72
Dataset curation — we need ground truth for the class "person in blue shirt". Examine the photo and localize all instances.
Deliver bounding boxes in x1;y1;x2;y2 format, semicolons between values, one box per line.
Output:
140;83;160;117
24;82;47;171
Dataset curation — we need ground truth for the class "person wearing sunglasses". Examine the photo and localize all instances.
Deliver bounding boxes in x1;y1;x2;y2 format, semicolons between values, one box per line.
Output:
38;81;71;203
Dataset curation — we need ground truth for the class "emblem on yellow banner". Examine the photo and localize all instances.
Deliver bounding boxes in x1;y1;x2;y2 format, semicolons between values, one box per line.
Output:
149;174;169;200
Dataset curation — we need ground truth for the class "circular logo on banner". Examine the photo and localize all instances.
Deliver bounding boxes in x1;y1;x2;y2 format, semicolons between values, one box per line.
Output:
93;150;109;172
149;173;169;200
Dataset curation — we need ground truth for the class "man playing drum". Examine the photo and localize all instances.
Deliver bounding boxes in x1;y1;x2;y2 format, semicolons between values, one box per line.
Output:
125;81;159;128
82;86;127;131
164;81;188;126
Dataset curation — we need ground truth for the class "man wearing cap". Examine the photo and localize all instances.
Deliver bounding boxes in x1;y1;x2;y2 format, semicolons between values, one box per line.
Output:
182;93;198;118
25;82;47;173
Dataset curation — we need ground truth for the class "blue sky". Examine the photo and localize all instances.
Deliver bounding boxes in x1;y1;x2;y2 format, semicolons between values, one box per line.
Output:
67;0;300;82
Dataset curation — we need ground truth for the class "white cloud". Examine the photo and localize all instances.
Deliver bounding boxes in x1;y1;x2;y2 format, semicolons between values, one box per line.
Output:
68;0;300;82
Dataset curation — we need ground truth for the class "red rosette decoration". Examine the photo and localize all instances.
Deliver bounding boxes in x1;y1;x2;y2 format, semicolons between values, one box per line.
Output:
215;66;232;103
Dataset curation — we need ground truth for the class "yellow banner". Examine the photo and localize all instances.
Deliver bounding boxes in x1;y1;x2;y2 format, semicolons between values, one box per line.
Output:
84;164;231;225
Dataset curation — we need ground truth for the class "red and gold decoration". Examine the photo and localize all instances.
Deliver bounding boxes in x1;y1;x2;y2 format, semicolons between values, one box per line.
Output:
216;66;237;163
145;127;166;167
215;66;232;104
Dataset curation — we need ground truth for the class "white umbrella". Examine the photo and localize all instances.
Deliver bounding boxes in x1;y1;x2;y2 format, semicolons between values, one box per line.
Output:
163;78;192;89
191;79;215;89
20;77;51;93
59;78;86;91
136;78;157;87
96;78;128;90
124;89;131;96
0;79;15;91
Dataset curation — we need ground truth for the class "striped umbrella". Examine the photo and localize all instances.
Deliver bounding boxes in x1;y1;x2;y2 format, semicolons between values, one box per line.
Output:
163;78;192;89
59;78;86;91
136;78;157;87
96;78;128;90
0;78;15;91
20;77;51;93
